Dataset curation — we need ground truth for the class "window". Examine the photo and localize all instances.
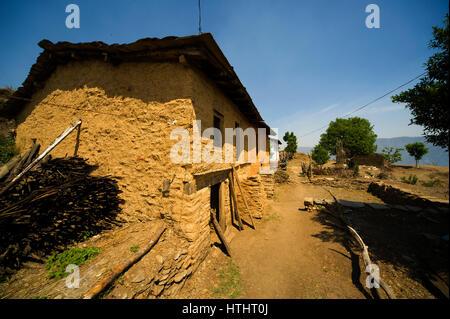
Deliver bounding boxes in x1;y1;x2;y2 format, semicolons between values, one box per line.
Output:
213;111;223;148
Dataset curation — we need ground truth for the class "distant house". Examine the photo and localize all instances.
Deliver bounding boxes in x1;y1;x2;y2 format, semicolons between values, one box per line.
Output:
4;33;275;296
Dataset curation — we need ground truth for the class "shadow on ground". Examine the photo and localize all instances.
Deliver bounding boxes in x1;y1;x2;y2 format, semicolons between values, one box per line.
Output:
310;202;449;299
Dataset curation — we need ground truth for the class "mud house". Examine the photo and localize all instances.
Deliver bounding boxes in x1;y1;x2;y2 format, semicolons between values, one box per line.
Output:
4;33;276;297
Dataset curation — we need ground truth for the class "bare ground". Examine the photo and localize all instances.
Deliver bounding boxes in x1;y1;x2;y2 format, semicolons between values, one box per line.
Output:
181;156;449;299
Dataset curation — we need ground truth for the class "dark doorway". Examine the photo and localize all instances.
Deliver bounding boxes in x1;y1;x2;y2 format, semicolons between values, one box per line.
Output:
210;183;220;222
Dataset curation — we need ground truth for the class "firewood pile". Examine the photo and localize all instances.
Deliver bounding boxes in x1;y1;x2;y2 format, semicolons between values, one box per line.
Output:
0;153;124;279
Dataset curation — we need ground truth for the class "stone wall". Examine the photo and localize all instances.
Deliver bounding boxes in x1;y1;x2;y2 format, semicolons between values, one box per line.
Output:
368;181;449;208
352;153;386;168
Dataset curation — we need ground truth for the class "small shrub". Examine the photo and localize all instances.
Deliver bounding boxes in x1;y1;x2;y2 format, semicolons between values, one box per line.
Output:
46;247;101;280
401;175;418;185
377;171;390;179
130;245;139;253
421;179;442;187
275;170;289;183
0;134;18;164
352;163;359;177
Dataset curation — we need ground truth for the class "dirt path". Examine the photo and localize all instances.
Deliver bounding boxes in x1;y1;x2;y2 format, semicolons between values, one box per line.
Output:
225;156;393;299
230;181;367;298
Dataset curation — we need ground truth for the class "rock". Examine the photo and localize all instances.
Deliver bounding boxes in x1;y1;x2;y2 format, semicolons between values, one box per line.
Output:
325;177;334;181
366;202;389;210
438;207;449;214
174;249;187;261
390;204;409;212
151;285;164;296
304;197;314;207
173;270;188;283
313;199;326;205
130;272;146;283
337;199;365;209
405;205;422;213
155;255;164;264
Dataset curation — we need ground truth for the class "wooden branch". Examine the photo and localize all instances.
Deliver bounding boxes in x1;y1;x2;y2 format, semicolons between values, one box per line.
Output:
73;123;81;156
321;188;396;299
211;212;232;257
0;119;82;196
0;155;21;180
231;165;255;229
228;171;243;230
83;224;166;299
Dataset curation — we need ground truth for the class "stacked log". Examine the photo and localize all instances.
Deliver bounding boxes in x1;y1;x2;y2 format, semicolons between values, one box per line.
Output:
0;156;124;280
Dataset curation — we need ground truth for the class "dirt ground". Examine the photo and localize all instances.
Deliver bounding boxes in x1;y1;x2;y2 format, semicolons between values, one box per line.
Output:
1;153;448;299
180;154;449;299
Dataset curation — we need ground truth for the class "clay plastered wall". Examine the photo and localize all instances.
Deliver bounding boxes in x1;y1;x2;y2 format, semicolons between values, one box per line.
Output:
15;60;198;226
189;67;265;170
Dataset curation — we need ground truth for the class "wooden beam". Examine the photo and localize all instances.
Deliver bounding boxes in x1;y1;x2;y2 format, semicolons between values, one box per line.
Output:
211;212;232;257
228;171;243;230
231;165;255;229
219;181;226;230
83;224;166;299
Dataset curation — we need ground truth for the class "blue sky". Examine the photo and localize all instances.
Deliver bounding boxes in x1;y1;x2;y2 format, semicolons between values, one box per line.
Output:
0;0;448;147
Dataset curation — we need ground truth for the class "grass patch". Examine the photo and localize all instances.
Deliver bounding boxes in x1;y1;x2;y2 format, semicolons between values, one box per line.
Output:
80;230;95;241
401;174;419;185
421;179;442;187
130;245;139;253
45;246;101;280
0;134;18;164
212;258;242;299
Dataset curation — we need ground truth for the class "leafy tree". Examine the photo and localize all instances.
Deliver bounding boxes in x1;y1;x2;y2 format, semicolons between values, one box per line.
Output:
282;131;298;156
405;142;429;168
318;117;377;158
381;147;403;164
311;145;330;168
392;15;449;151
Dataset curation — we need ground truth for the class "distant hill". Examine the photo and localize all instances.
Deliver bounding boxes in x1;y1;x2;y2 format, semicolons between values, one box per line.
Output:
376;137;448;167
297;137;448;167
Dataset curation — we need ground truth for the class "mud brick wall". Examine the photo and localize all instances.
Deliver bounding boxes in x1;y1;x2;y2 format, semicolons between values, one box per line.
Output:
260;173;275;199
13;59;268;298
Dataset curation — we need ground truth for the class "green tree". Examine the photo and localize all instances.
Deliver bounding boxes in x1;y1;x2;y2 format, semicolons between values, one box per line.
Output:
318;117;377;158
381;147;403;164
405;142;429;168
311;145;330;169
282;131;298;156
392;15;449;151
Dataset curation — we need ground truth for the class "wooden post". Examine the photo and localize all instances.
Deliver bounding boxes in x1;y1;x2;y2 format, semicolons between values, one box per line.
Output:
0;119;82;196
219;181;226;230
74;123;81;157
211;212;232;257
231;165;255;229
83;224;166;299
228;171;243;230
